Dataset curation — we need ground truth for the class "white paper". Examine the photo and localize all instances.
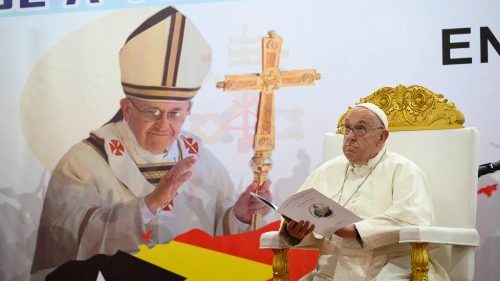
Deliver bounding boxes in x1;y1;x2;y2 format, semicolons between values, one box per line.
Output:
252;188;361;237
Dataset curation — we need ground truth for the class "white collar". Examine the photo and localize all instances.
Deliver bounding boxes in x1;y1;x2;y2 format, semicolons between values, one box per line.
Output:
121;121;179;163
350;148;387;173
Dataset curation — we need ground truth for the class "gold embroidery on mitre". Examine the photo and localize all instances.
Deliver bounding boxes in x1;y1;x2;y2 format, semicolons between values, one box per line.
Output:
122;83;198;101
337;85;464;132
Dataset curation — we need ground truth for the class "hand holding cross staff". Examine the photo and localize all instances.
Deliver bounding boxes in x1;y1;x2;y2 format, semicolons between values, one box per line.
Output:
217;30;320;229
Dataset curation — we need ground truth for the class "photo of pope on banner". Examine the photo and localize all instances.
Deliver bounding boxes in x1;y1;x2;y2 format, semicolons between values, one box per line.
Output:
30;6;273;280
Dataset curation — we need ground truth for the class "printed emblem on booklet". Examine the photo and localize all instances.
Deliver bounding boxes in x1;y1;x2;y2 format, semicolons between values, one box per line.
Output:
251;188;361;236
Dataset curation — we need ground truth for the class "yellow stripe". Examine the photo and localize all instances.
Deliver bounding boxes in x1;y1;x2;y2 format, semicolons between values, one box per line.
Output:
135;242;272;281
142;171;167;180
137;162;176;168
123;84;196;99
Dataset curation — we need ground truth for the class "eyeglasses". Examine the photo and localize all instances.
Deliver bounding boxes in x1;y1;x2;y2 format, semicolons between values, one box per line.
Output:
128;98;188;122
337;124;383;137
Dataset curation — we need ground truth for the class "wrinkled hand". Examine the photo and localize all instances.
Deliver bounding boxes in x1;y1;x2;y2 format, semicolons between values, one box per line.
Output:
233;180;272;224
285;219;315;240
334;223;356;239
144;156;196;213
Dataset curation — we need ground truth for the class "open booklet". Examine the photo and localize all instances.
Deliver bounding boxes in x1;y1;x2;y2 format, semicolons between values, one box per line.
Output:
251;188;361;237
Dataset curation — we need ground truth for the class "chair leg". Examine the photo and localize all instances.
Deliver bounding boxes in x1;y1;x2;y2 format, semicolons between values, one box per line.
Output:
272;248;289;281
410;242;429;281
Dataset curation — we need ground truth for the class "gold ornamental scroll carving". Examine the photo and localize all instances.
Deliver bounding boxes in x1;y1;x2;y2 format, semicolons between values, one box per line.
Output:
336;85;465;133
217;30;320;230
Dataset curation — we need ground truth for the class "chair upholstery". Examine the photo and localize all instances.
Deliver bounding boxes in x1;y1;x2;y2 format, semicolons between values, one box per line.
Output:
260;85;480;281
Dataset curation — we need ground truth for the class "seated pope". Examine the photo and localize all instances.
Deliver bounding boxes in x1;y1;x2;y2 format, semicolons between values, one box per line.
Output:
280;103;450;281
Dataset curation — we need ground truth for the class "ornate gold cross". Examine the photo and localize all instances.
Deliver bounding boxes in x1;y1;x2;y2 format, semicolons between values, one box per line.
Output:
216;30;320;229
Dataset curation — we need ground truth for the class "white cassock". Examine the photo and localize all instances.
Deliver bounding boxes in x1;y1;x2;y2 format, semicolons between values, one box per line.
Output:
31;121;249;278
281;149;450;281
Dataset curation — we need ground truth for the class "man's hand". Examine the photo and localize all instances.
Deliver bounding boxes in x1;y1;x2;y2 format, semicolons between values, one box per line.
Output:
334;223;356;239
285;219;315;240
233;180;272;224
144;156;196;213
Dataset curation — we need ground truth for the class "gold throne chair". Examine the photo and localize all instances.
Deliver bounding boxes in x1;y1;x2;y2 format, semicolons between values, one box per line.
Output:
260;85;480;281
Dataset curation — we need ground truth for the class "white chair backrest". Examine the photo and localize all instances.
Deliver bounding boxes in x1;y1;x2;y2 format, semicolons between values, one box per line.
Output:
323;128;479;281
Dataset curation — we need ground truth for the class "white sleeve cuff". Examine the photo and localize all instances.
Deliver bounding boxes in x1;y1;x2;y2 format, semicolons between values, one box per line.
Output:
229;208;251;233
140;197;157;225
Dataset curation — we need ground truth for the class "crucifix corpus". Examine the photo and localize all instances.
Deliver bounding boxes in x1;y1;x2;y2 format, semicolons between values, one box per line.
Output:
216;30;320;230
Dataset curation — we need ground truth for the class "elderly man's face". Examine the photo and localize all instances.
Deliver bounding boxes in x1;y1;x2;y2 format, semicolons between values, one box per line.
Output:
341;107;388;165
120;98;190;154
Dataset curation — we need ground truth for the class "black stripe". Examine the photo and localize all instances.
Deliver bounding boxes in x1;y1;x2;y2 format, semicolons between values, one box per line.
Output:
139;165;174;173
124;92;193;101
162;12;178;86
125;6;178;44
147;178;161;184
122;82;199;92
172;15;186;87
83;134;108;163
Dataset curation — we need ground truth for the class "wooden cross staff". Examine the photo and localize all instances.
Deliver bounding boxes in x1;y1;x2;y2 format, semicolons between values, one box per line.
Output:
216;30;320;230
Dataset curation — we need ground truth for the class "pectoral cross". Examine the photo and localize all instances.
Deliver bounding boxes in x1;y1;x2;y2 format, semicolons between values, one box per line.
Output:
216;30;320;230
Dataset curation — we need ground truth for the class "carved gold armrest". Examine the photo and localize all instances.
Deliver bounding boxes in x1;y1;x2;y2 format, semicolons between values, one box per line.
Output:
260;231;289;281
400;226;480;281
408;242;429;281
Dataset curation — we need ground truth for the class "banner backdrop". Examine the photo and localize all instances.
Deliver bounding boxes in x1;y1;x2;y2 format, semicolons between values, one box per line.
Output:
1;0;499;280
